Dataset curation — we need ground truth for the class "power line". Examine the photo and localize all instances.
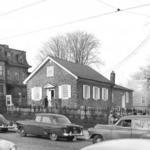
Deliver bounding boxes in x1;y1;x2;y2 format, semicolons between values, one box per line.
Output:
0;10;118;40
1;2;150;40
0;0;47;17
96;0;150;18
96;0;118;10
112;34;150;70
125;11;150;18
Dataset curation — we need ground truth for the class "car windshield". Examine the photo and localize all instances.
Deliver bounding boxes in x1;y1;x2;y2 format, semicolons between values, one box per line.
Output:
0;114;9;124
52;116;71;124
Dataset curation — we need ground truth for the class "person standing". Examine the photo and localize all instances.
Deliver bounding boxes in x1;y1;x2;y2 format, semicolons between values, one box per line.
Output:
43;96;48;108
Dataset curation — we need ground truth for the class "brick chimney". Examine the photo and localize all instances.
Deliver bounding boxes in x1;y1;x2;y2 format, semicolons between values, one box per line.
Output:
110;71;115;84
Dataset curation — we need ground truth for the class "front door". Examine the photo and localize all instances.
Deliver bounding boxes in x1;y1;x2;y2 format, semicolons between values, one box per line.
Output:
46;89;55;107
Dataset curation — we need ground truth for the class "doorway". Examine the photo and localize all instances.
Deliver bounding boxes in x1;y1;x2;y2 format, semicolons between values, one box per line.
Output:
46;89;55;107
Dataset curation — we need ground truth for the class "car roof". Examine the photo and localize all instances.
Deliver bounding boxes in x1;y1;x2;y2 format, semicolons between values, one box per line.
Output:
81;139;150;150
36;113;66;118
120;115;150;120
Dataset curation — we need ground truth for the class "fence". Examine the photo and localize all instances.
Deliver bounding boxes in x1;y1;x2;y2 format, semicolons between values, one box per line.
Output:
6;106;109;128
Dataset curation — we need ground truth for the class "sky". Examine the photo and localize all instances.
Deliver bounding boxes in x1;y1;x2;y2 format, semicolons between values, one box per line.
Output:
1;0;150;86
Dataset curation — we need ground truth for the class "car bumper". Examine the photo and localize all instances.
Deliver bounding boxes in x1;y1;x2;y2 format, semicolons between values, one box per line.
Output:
63;132;83;136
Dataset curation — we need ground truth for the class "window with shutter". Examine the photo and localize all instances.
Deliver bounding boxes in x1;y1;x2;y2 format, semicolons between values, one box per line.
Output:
31;87;42;101
83;85;90;99
126;92;129;103
58;84;71;99
102;88;108;101
93;86;100;100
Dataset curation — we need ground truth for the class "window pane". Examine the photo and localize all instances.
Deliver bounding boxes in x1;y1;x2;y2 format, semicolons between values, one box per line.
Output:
47;66;54;77
62;85;68;98
0;66;3;76
83;85;90;99
31;87;42;101
93;87;100;100
60;84;71;99
42;117;51;123
126;92;129;103
102;88;108;101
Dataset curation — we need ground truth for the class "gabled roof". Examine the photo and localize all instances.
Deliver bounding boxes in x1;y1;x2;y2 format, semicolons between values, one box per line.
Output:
114;84;133;91
23;56;112;84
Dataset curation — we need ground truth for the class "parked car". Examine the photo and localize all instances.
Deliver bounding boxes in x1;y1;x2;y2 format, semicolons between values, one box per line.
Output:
88;115;150;143
81;139;150;150
0;114;15;132
16;113;83;141
0;139;17;150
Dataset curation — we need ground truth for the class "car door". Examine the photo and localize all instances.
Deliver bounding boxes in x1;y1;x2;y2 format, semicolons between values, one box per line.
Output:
27;115;44;135
111;119;132;139
131;119;150;138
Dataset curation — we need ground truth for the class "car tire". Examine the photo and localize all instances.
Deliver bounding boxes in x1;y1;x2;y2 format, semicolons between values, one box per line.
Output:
92;135;103;144
49;133;58;141
20;128;26;137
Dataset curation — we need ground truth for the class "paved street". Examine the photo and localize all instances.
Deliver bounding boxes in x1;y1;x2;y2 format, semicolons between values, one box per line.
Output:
0;131;91;150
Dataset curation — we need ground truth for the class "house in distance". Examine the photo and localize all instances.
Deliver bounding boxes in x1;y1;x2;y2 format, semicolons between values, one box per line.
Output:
0;44;30;109
24;56;133;110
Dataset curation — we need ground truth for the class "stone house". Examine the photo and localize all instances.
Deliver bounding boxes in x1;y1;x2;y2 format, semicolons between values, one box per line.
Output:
0;44;30;108
24;56;133;109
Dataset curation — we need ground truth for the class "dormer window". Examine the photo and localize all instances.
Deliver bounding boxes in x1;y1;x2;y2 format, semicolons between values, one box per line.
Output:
47;66;54;77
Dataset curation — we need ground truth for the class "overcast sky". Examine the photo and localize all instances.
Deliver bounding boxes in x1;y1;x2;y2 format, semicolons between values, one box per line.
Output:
1;0;150;85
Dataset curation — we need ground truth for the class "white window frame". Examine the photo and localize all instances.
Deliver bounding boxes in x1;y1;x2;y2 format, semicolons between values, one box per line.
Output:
102;88;108;101
125;92;129;103
0;66;3;76
93;86;100;100
59;84;71;99
47;66;54;77
31;87;42;101
83;85;90;99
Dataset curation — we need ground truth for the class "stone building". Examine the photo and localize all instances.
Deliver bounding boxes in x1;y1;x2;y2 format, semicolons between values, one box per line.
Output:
24;56;133;109
0;44;30;108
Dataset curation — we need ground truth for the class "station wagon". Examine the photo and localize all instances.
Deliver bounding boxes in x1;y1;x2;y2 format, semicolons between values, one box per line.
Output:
88;115;150;143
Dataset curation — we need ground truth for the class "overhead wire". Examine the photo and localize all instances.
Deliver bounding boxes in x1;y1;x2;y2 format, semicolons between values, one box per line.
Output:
0;0;47;17
96;0;118;9
111;34;150;70
96;0;150;18
1;2;150;40
95;0;150;71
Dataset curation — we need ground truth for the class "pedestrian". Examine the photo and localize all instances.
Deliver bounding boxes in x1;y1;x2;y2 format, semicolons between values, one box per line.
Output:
108;112;114;125
43;96;48;108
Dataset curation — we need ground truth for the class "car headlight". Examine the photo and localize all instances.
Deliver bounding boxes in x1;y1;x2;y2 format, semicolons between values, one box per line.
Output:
10;145;17;150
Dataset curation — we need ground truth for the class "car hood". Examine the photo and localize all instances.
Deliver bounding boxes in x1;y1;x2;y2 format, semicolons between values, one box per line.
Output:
89;124;113;130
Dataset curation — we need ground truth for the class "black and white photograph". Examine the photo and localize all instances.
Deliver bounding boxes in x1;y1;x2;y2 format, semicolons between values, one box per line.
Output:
0;0;150;150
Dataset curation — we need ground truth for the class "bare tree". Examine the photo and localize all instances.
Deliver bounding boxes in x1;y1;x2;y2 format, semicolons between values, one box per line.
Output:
131;66;150;80
39;31;102;65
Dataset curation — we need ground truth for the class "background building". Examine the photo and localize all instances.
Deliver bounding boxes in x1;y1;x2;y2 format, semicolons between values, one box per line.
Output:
0;44;30;110
128;79;150;108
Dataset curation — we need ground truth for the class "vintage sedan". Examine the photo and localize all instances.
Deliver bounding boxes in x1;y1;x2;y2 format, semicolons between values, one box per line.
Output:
16;113;83;141
0;114;15;132
88;115;150;143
